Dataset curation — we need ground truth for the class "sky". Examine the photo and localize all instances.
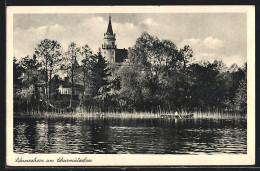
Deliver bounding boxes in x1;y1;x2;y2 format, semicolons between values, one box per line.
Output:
13;13;247;66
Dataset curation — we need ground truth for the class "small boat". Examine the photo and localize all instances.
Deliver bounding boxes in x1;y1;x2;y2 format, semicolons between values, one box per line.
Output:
160;113;194;119
182;113;194;118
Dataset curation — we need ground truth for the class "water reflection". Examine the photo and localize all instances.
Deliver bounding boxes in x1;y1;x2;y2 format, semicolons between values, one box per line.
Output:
14;117;247;154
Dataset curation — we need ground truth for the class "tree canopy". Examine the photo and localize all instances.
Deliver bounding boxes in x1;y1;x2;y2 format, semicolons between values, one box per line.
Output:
13;33;247;114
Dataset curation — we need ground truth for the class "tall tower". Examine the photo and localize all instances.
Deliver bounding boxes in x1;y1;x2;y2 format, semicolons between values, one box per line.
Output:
102;14;117;63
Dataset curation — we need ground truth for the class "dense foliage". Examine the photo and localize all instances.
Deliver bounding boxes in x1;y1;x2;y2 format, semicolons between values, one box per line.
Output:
13;32;247;114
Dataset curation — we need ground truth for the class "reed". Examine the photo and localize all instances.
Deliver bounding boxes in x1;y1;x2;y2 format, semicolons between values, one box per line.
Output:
14;110;246;120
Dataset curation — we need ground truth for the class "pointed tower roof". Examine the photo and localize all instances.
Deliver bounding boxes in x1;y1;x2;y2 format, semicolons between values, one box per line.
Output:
106;14;113;35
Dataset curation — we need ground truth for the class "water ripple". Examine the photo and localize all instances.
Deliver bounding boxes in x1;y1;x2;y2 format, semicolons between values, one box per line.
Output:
13;117;247;154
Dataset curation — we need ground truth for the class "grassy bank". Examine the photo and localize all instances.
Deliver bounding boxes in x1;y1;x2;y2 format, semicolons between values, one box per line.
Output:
14;111;247;120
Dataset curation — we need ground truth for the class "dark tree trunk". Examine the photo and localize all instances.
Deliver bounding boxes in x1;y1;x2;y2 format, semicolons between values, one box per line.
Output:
49;70;52;100
45;60;48;100
69;62;74;108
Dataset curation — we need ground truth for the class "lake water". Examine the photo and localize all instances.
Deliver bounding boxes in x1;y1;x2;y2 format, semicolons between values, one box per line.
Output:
13;117;247;154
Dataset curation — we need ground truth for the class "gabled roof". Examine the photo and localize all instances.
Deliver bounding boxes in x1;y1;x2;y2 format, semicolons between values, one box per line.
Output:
106;15;113;35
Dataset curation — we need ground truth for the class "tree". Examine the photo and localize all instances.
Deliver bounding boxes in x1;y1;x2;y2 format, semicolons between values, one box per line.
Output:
93;52;110;93
65;42;81;107
118;65;144;111
19;55;42;87
178;45;193;69
92;52;110;111
224;63;246;107
234;63;247;113
34;39;62;100
81;44;94;92
130;32;178;71
234;77;247;113
13;57;23;89
13;55;44;113
119;32;180;112
187;61;225;110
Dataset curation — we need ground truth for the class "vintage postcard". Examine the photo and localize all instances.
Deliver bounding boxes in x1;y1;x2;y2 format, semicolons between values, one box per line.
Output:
6;6;255;166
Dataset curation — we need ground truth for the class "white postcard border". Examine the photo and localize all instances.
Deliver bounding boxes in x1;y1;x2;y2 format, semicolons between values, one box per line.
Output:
6;5;255;166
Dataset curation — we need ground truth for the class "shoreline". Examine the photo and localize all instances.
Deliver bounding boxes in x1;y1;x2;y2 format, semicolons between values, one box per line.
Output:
13;111;247;120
